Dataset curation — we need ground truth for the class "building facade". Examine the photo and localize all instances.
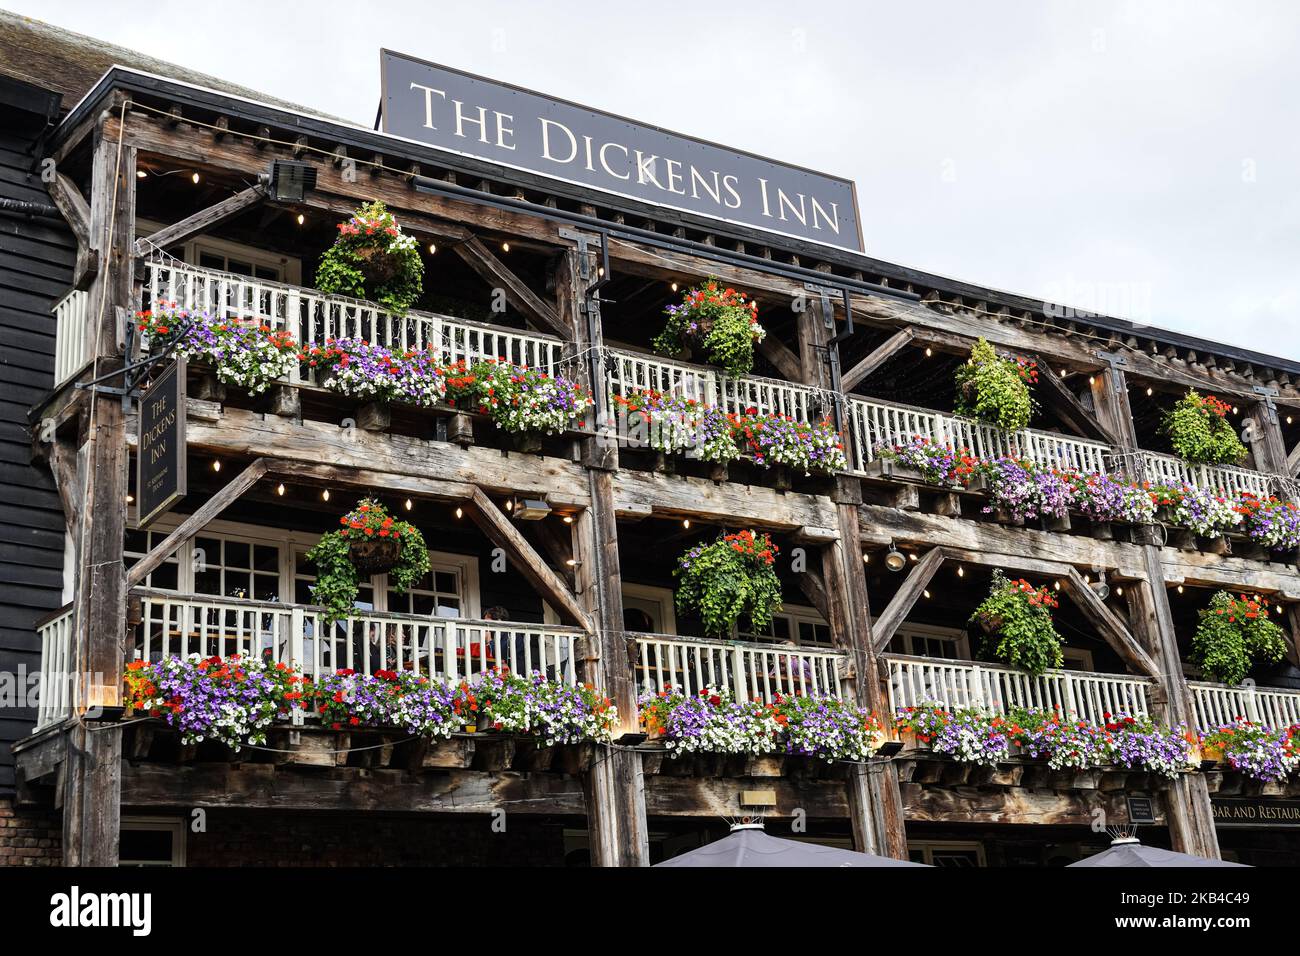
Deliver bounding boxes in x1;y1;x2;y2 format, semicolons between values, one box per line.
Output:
5;14;1300;867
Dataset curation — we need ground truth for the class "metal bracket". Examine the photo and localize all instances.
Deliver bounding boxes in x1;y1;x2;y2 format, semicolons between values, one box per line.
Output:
1253;384;1281;426
1097;350;1129;397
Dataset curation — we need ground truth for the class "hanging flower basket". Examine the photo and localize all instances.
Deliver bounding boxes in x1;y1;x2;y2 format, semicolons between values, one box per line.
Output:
348;534;402;574
973;611;1004;635
352;243;406;285
314;200;424;317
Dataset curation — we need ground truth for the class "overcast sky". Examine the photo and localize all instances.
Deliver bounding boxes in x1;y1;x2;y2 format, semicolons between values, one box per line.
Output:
13;1;1300;358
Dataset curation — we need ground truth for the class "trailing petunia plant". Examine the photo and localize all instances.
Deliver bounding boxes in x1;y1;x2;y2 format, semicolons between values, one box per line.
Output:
306;498;430;625
954;338;1035;432
673;530;782;637
315;200;424;317
1201;719;1300;782
443;358;592;435
654;278;765;376
137;305;299;395
873;437;978;485
301;339;446;407
971;570;1064;676
611;390;741;464
1236;493;1300;552
1190;590;1289;686
734;412;847;475
1161;390;1247;465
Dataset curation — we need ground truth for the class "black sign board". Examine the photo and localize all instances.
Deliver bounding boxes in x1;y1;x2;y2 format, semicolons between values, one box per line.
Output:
1212;796;1300;827
380;50;864;253
137;358;187;527
1126;796;1157;825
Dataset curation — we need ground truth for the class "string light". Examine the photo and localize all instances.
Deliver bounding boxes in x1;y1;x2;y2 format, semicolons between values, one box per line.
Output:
923;590;931;599
276;483;285;496
925;347;933;357
1088;376;1096;385
455;507;463;519
1146;387;1153;396
563;515;573;524
1289;416;1294;425
428;243;437;255
321;489;330;502
501;241;510;253
862;553;869;564
125;494;134;504
404;498;413;511
212;460;222;473
1054;581;1061;591
671;282;679;292
683;519;690;529
296;213;305;225
956;566;964;578
191;172;200;184
135;169;147;179
1177;585;1184;594
1116;586;1125;597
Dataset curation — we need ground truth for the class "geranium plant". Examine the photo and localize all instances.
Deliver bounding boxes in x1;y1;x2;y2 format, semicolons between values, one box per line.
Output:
315;200;424;317
1190;591;1289;686
1152;485;1242;538
137;304;299;395
314;667;460;738
971;570;1064;676
954;338;1035;432
874;437;977;485
893;705;1012;766
1161;390;1247;465
306;498;430;625
468;668;616;744
1236;493;1300;552
673;530;783;637
654;278;765;376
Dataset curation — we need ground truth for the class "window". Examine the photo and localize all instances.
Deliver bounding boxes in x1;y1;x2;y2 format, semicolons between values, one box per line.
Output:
891;623;970;661
738;604;831;646
909;840;985;867
387;565;467;618
134;219;302;284
1061;647;1095;671
120;817;185;867
124;527;180;591
194;535;282;601
622;583;676;635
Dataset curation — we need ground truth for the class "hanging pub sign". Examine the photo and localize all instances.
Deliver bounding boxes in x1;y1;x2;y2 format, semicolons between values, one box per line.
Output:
136;358;187;527
379;50;865;253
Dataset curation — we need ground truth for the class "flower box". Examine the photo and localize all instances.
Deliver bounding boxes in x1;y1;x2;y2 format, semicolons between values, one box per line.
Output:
862;458;929;484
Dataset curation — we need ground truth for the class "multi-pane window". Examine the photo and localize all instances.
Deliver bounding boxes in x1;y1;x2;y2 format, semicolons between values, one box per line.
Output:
197;250;282;282
194;536;281;601
738;607;832;646
124;528;179;591
387;566;462;617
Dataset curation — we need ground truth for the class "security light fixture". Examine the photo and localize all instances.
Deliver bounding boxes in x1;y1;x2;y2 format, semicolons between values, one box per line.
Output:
265;159;318;202
1090;571;1111;601
512;497;551;520
884;543;906;572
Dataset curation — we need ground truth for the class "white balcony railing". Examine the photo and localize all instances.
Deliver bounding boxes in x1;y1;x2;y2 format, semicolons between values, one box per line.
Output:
846;395;1112;477
133;591;582;686
144;260;565;379
631;632;846;704
884;653;1153;727
607;348;828;426
1138;451;1273;500
52;290;90;387
1190;680;1300;731
34;605;74;731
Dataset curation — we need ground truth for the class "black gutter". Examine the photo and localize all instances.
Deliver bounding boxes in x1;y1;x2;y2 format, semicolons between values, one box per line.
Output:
49;66;1300;379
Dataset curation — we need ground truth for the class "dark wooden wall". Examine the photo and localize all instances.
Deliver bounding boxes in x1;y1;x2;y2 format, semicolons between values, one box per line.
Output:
0;96;72;792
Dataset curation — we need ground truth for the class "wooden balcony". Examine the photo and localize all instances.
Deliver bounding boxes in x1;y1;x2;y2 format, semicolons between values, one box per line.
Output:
630;631;847;704
884;652;1155;727
1190;679;1300;731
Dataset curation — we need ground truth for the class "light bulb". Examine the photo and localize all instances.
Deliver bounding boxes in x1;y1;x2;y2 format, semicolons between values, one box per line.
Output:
212;460;221;472
135;169;147;179
501;241;510;253
405;498;413;511
562;515;573;524
925;347;933;357
296;213;305;225
191;172;200;184
455;507;463;519
322;489;330;501
956;566;964;578
671;282;679;292
923;590;931;599
429;243;437;254
683;519;690;529
276;483;285;496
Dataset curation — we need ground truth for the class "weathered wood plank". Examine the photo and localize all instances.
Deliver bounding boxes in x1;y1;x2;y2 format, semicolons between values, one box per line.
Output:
870;547;945;654
841;328;913;392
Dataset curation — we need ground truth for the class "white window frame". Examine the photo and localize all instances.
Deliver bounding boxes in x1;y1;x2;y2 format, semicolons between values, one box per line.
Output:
738;603;832;647
135;217;302;284
909;840;986;867
622;583;677;635
1061;646;1095;672
120;816;186;867
128;514;479;617
893;622;971;661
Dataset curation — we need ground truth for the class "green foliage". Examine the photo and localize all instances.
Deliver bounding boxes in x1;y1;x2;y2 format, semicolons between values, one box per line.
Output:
971;570;1063;676
315;200;424;317
654;278;765;376
1162;390;1247;465
306;498;431;625
953;338;1035;432
673;530;783;637
1191;591;1288;685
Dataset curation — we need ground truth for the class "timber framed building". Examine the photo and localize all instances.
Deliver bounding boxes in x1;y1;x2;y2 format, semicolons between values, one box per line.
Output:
5;13;1300;867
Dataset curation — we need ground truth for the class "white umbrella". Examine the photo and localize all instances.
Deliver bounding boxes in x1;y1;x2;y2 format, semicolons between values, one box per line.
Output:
1068;836;1248;867
654;823;929;867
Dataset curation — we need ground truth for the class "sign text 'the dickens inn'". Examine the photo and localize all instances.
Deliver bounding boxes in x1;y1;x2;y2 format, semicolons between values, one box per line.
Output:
380;50;864;253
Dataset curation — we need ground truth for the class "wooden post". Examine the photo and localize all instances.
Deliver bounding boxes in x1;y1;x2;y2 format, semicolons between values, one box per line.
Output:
1096;365;1221;858
559;241;649;867
63;120;137;866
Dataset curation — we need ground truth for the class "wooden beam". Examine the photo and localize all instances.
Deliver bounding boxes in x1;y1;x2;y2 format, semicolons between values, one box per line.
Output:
841;329;913;393
1287;441;1300;478
1060;568;1160;679
134;184;266;256
757;336;803;382
453;235;570;340
871;547;945;653
796;567;830;623
127;458;268;587
1035;362;1116;444
46;172;99;289
466;486;592;630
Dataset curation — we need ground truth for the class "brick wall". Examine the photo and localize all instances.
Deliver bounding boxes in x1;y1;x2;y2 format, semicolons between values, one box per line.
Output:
183;810;575;866
0;796;61;866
